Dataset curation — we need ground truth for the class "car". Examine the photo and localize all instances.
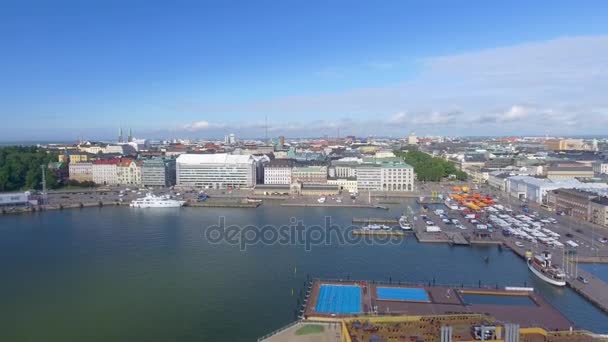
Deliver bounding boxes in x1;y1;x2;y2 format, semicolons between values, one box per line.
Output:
565;233;573;238
599;237;608;244
577;276;589;284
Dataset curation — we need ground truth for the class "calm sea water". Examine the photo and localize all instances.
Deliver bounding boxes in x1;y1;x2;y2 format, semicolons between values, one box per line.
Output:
1;202;607;341
582;264;608;284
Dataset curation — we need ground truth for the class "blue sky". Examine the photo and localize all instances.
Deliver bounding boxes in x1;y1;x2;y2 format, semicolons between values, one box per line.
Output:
1;0;607;141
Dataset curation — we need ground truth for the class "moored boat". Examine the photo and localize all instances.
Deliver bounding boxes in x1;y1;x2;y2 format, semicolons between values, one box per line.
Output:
526;251;566;286
130;193;185;208
398;215;412;230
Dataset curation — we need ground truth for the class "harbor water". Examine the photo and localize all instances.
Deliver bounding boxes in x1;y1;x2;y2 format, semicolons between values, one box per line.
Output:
1;201;607;341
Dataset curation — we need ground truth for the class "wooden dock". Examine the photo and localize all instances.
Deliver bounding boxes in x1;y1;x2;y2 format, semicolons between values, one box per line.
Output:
352;218;398;224
352;229;405;236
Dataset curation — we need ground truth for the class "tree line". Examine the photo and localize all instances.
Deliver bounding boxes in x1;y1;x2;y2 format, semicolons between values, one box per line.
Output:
0;146;60;191
395;149;468;182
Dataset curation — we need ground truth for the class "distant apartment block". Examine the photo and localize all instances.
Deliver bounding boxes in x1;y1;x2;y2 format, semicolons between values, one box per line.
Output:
92;159;120;185
117;159;142;185
69;162;93;182
176;154;256;189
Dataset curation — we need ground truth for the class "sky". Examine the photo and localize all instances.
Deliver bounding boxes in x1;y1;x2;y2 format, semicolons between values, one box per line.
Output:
1;0;607;141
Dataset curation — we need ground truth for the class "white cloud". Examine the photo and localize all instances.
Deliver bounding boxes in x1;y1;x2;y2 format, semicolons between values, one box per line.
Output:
388;112;407;124
176;35;608;135
500;105;529;122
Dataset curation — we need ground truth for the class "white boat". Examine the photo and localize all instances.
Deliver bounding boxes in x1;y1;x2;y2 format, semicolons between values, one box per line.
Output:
379;224;391;230
526;251;566;286
398;215;412;230
362;224;381;230
317;197;326;204
130;193;185;208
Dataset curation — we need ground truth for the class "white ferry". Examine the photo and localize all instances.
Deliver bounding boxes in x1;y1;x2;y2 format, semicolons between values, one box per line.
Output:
526;251;566;286
130;194;185;208
398;215;412;230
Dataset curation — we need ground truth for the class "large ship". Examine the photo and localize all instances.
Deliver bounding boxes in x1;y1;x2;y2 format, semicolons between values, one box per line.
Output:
526;251;566;286
130;194;186;208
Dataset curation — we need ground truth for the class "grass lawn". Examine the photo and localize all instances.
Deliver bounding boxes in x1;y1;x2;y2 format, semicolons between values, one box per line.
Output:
294;324;325;336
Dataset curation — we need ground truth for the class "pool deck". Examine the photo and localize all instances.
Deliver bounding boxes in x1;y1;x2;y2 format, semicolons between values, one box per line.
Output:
303;279;573;331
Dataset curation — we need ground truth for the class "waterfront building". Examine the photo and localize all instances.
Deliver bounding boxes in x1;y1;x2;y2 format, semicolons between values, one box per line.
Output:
329;158;361;178
116;159;142;185
507;175;608;204
327;177;358;193
69;162;93;182
141;158;176;187
357;159;414;192
356;164;381;191
291;166;327;184
379;160;415;191
0;192;29;207
176;153;256;189
92;159;120;185
593;161;608;175
589;197;608;227
263;159;293;185
550;188;597;220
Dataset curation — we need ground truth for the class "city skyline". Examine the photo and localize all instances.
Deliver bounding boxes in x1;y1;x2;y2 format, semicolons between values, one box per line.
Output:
1;1;607;140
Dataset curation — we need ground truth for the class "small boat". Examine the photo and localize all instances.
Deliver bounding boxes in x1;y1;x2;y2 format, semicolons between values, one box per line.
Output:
246;197;262;203
398;215;412;230
527;251;566;286
362;224;381;230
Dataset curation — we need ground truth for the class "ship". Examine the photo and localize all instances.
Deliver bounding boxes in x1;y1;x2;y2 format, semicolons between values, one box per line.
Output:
130;193;186;208
526;251;566;286
398;215;412;230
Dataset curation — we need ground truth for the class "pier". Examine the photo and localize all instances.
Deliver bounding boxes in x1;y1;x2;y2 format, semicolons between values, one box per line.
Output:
503;239;608;315
352;229;405;236
445;231;470;245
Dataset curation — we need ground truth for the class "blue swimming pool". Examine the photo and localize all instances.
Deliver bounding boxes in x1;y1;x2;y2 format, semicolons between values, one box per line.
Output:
376;287;430;302
462;293;535;306
315;284;361;314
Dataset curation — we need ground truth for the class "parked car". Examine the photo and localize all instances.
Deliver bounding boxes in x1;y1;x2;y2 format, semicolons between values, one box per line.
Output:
577;276;589;284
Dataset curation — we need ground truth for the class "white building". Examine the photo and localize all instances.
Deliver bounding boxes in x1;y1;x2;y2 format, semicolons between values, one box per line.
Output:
68;162;93;182
356;165;381;191
92;159;120;185
357;160;415;192
593;161;608;175
176;154;256;189
327;178;358;193
507;175;608;204
263;160;293;185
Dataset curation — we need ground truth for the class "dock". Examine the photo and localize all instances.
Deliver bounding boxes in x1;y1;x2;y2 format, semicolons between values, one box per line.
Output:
352;217;398;224
445;231;470;245
352;229;405;236
503;239;608;314
186;201;260;208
